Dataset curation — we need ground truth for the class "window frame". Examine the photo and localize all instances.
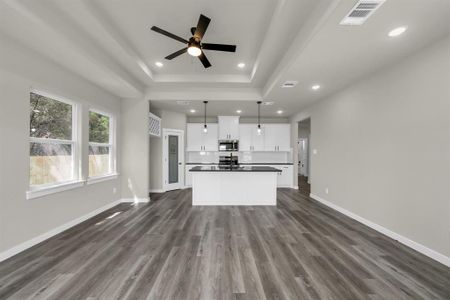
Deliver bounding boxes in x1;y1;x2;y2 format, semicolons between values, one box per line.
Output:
87;108;116;180
28;89;81;196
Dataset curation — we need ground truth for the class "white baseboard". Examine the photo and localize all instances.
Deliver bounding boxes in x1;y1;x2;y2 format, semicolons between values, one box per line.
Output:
0;199;122;262
121;197;150;203
309;194;450;268
149;189;164;193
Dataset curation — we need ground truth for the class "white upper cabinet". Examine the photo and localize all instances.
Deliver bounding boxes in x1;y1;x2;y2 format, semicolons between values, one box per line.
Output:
203;124;218;151
187;123;218;151
238;124;252;151
187;123;203;151
263;124;291;151
218;116;240;140
239;124;265;151
187;122;290;152
252;125;265;151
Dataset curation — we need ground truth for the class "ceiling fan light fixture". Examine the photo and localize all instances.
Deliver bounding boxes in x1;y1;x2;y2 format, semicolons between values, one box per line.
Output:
151;14;236;68
188;45;202;57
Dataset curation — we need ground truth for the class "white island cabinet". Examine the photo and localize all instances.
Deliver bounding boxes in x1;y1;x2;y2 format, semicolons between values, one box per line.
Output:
190;166;280;206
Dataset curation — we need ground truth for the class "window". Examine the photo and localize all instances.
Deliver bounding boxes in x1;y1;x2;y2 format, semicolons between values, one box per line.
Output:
89;110;114;178
29;91;78;188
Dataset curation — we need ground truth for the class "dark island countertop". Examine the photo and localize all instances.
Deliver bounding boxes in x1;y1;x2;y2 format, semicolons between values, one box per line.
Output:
186;162;293;165
189;166;281;172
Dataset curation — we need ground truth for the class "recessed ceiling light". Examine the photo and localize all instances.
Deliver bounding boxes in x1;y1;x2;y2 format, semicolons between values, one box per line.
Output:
155;61;164;67
237;63;245;69
281;81;298;88
312;84;321;90
190;109;196;113
277;110;283;114
236;110;242;114
388;26;407;37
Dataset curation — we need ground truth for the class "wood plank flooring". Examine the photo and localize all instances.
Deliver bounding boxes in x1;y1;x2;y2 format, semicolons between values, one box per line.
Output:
0;188;449;299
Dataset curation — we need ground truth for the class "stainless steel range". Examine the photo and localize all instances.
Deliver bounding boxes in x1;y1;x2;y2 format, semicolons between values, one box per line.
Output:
219;154;238;168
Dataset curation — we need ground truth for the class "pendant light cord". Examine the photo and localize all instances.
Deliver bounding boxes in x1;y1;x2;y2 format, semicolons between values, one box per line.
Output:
257;101;262;128
203;101;208;129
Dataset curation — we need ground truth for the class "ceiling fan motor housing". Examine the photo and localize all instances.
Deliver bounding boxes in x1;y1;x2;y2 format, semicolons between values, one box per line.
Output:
189;37;201;48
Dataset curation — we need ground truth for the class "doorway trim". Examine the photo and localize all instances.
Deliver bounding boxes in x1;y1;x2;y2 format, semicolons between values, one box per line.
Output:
162;128;185;192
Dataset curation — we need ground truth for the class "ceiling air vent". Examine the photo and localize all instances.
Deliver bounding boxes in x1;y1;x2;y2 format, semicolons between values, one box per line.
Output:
281;81;298;88
340;0;385;26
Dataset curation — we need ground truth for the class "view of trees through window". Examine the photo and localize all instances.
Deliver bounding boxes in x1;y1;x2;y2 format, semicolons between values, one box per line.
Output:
29;92;114;187
89;111;112;177
89;111;109;144
29;92;74;186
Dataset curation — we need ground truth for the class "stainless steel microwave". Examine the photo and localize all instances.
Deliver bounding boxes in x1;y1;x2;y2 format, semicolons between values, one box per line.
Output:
218;140;239;152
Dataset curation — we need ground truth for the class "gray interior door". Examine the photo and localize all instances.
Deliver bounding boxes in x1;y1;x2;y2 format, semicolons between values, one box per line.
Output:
168;135;179;184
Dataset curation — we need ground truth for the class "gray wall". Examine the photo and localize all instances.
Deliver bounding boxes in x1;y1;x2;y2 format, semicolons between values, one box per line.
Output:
291;35;450;258
120;98;149;200
149;108;187;191
0;36;122;254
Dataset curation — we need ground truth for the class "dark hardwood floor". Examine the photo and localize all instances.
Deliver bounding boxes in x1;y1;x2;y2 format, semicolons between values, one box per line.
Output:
0;189;449;299
298;175;311;197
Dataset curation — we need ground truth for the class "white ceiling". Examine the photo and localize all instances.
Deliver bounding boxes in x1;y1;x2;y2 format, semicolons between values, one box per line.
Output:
1;0;450;116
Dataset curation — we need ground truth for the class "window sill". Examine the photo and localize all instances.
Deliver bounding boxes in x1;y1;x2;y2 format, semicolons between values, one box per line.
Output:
27;180;85;200
87;173;119;185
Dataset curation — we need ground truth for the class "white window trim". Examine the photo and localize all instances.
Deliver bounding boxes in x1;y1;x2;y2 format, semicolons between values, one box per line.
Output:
27;180;85;200
88;109;116;179
86;173;119;185
28;90;80;195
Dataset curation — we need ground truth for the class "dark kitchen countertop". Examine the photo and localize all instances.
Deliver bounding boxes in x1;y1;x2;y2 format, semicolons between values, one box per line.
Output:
186;162;293;165
239;163;293;165
189;166;281;172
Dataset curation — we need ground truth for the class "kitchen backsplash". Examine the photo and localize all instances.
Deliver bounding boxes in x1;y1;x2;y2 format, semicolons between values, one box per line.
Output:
187;151;292;164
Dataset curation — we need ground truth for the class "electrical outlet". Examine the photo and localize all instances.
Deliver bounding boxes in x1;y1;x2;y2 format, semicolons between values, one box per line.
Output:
325;188;329;194
113;187;117;194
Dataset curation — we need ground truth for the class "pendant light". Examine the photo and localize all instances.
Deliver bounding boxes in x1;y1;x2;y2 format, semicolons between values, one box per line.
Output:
257;101;262;135
203;101;208;133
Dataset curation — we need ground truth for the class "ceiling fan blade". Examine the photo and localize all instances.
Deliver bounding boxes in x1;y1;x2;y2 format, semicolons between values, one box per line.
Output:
151;26;188;44
193;14;211;40
198;52;212;68
165;47;188;60
201;43;236;52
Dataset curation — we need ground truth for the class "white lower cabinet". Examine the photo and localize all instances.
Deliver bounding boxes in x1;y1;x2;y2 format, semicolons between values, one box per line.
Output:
277;165;293;187
247;165;293;187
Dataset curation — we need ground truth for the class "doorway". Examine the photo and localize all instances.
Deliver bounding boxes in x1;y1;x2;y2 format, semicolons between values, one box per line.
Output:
162;129;184;191
298;119;311;196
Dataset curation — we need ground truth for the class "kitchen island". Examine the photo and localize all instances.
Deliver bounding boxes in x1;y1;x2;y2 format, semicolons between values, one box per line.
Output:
190;166;280;206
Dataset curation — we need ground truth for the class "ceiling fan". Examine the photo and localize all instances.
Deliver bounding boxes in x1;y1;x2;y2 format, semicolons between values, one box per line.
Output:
151;14;237;68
